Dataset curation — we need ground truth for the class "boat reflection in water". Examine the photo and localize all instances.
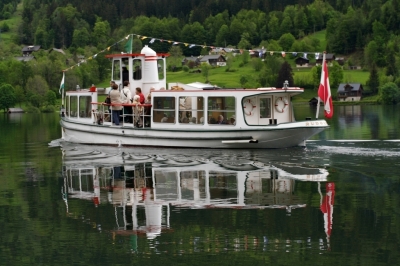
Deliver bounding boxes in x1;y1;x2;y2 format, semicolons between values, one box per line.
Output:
61;146;333;251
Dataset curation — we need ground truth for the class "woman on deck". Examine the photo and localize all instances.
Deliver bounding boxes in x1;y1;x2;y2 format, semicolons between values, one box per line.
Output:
110;83;123;125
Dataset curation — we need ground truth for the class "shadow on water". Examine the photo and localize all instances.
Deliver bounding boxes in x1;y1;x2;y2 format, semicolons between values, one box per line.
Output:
59;141;335;254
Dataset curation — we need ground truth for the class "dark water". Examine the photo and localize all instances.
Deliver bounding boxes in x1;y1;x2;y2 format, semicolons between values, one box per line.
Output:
0;105;399;266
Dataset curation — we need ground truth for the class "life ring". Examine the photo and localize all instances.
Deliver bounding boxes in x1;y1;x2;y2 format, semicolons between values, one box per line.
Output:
275;97;289;113
243;98;256;116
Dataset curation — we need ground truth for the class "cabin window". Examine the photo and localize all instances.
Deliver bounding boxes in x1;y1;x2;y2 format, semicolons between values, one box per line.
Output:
158;59;164;80
112;60;120;81
259;98;272;118
153;96;175;123
122;58;129;83
79;96;92;118
207;97;235;125
70;96;78;118
133;59;142;80
179;96;204;124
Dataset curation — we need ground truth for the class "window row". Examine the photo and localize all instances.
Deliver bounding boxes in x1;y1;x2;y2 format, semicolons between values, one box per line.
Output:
153;96;236;125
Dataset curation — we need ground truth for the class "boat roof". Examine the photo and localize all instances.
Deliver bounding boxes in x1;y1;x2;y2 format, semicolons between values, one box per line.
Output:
105;53;169;58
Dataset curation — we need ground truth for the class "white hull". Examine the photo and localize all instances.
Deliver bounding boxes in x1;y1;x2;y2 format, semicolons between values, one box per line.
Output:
61;118;327;148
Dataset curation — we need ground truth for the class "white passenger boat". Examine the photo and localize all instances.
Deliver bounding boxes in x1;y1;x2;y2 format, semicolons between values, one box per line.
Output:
60;45;329;148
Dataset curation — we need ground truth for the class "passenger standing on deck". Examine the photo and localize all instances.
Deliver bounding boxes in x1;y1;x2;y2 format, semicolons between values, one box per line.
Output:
135;87;145;104
121;81;133;123
110;83;123;125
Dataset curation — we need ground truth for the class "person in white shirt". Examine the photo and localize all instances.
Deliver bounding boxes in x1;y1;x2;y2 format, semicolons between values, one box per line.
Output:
121;81;132;123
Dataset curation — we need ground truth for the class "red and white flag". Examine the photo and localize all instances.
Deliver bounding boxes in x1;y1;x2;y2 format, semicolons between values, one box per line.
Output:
318;53;333;119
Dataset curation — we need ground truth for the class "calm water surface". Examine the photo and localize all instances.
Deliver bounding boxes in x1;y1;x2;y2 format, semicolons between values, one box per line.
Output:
0;105;399;266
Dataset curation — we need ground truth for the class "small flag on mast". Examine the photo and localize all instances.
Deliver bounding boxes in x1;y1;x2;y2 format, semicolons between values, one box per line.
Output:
59;72;65;95
124;35;133;53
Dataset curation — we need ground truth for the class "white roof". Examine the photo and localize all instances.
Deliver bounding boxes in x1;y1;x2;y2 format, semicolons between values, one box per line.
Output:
186;82;218;89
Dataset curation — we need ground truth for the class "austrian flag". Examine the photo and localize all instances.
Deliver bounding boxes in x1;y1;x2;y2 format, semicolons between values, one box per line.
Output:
318;54;333;119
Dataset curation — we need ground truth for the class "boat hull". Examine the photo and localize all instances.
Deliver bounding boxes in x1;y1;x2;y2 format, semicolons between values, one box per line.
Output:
60;118;328;149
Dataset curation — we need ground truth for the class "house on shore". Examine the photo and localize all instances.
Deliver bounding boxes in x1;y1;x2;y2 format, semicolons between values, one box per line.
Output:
7;108;24;113
15;45;41;62
295;57;310;67
199;55;226;66
22;45;41;56
316;53;336;66
337;83;364;101
182;56;200;67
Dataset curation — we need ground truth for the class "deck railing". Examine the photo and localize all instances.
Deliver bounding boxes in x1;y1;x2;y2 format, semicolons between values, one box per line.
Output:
91;102;152;128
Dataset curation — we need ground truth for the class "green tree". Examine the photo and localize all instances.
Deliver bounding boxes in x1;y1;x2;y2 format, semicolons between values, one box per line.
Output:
1;22;9;32
13;86;25;107
92;18;111;48
237;33;252;50
168;46;183;70
45;90;57;106
364;40;380;68
329;61;344;89
294;7;308;37
276;61;294;88
380;82;400;104
280;16;293;35
278;33;296;51
201;63;212;83
239;75;248;87
26;75;49;107
225;54;234;72
0;84;16;112
71;28;90;48
264;56;284;87
367;64;379;94
311;64;322;89
215;25;230;47
181;22;206;56
268;14;281;40
251;57;263;72
241;50;250;66
132;38;142;53
229;18;246;46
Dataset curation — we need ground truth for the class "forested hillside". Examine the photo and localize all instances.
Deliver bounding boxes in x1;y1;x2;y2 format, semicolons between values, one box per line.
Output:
1;0;400;112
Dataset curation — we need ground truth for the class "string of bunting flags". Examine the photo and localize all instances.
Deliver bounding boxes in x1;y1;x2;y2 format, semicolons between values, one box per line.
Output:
62;33;325;72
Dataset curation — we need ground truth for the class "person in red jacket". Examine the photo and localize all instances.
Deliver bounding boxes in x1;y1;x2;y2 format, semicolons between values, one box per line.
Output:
135;87;145;104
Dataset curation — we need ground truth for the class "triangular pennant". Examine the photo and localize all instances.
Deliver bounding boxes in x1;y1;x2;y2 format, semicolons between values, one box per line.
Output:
270;51;273;56
281;51;286;57
141;36;147;40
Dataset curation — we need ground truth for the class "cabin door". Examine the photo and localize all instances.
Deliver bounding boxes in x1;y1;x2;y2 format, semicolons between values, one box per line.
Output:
258;96;272;125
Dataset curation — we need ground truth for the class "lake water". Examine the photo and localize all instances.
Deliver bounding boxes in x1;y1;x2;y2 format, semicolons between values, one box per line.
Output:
0;105;399;266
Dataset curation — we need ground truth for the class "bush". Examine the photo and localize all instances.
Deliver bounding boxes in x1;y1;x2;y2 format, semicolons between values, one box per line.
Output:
380;82;400;104
182;65;189;72
1;22;10;32
26;106;40;113
41;105;56;113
